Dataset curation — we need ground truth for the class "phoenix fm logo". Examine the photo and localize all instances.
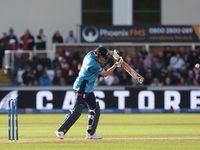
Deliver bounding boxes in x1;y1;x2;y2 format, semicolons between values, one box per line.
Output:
82;26;98;42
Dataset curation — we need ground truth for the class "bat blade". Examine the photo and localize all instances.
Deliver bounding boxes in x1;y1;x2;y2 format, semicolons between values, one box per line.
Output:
121;61;144;84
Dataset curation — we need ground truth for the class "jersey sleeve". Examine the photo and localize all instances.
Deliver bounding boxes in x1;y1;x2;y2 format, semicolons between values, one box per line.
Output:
88;63;103;74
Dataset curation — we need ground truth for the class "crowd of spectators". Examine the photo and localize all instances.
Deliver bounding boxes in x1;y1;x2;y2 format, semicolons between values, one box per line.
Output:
0;28;77;68
11;45;200;87
15;46;83;86
1;28;200;86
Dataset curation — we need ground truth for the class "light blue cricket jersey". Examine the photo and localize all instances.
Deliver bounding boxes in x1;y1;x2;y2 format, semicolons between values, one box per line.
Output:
73;50;103;93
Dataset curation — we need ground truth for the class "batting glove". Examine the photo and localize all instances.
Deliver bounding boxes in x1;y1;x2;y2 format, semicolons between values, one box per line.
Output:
111;49;120;60
114;57;123;67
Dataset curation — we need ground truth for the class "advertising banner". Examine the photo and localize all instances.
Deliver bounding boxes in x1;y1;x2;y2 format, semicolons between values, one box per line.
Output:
0;88;200;113
81;25;200;43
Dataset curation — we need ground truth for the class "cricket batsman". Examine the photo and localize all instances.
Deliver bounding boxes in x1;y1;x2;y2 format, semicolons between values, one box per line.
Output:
55;47;122;139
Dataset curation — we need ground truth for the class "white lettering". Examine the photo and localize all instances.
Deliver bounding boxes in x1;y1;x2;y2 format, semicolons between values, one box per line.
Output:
138;91;155;109
100;29;129;37
62;91;76;109
94;91;105;109
190;91;200;109
181;27;193;34
166;27;181;34
36;91;53;109
164;91;180;109
149;27;165;34
114;91;130;109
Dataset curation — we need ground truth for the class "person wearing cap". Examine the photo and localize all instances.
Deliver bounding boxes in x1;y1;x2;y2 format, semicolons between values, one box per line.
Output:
7;27;19;46
55;47;122;140
9;39;18;50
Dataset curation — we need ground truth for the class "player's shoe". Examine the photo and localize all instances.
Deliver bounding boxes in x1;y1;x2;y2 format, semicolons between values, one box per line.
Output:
86;133;102;139
55;131;64;140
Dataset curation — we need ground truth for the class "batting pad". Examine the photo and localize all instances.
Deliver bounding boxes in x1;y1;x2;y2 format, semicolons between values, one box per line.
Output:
58;104;84;134
90;102;100;135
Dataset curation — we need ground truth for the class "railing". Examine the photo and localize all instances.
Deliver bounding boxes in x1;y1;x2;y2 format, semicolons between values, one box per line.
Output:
3;50;55;71
52;42;200;52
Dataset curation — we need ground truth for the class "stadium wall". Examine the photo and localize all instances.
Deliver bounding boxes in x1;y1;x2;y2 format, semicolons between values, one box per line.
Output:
0;0;81;50
162;0;200;25
1;0;200;50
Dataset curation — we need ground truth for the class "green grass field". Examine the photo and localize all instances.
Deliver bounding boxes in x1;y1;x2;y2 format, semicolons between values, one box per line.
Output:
0;113;200;150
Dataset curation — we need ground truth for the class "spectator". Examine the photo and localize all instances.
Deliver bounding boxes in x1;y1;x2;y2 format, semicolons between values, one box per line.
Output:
76;63;82;76
192;66;200;80
61;45;73;63
130;51;139;66
138;46;150;59
166;66;173;77
188;48;198;69
77;63;82;72
65;30;77;43
194;54;200;66
153;62;162;79
22;66;35;85
99;72;119;86
66;69;76;85
7;27;19;46
53;69;63;85
98;64;119;86
144;54;154;69
159;69;167;85
39;72;52;86
35;64;44;80
164;77;172;85
170;69;180;85
14;50;26;72
124;55;132;66
58;55;66;69
62;62;70;81
20;29;35;50
155;51;165;67
163;46;175;66
0;32;9;68
179;65;188;79
134;57;145;76
119;71;132;85
71;59;78;73
9;39;18;50
39;53;52;70
144;69;154;85
32;78;40;86
52;30;63;43
74;46;85;63
193;78;199;85
182;52;189;68
59;77;66;86
0;32;9;49
179;77;186;86
151;78;161;86
169;52;185;70
26;51;38;71
186;70;194;85
35;28;46;50
179;46;187;58
53;53;62;69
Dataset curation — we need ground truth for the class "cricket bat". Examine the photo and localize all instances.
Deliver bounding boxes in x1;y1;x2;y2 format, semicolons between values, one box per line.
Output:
120;60;144;84
110;50;144;84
